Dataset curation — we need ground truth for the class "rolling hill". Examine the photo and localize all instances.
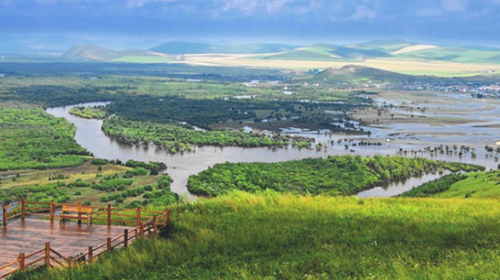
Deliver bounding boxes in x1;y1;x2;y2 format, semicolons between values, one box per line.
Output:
349;40;413;52
312;65;417;83
61;45;167;61
257;40;500;66
150;41;298;54
262;43;392;61
392;45;500;63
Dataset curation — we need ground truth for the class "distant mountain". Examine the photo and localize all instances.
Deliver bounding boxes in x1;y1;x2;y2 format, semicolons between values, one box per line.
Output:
263;43;391;61
0;38;34;55
313;65;415;83
150;41;299;54
391;45;500;63
259;40;500;65
61;45;164;61
349;40;413;52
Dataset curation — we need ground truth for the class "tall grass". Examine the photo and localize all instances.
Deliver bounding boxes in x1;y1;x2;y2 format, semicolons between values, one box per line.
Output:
15;191;500;279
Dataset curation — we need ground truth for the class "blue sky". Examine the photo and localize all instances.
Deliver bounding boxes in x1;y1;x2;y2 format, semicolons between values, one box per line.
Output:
1;0;500;47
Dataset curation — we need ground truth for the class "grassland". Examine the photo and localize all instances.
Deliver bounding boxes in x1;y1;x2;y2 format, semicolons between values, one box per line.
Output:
15;191;500;279
111;56;173;63
179;53;500;77
402;170;500;199
0;108;89;171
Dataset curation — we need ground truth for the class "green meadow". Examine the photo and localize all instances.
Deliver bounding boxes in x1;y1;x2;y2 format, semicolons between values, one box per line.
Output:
14;191;500;279
402;170;500;199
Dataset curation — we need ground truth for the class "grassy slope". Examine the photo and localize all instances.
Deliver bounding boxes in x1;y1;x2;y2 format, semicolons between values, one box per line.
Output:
395;47;500;64
400;170;500;199
18;191;500;279
111;56;173;63
433;170;500;198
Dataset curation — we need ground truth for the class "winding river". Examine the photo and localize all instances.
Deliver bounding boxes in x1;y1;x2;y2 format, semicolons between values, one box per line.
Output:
46;102;497;201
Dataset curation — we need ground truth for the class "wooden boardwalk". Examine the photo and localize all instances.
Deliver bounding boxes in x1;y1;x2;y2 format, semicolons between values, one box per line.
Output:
0;218;131;269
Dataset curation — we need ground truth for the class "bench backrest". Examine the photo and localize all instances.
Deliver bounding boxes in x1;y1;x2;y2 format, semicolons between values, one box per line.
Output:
62;205;93;214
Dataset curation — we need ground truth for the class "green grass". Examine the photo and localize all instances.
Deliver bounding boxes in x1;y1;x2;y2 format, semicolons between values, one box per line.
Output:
260;47;338;61
111;56;173;63
425;170;500;199
396;47;500;64
16;191;500;279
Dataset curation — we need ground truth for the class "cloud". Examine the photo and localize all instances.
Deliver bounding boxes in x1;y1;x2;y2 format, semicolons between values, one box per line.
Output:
442;0;467;12
352;5;376;20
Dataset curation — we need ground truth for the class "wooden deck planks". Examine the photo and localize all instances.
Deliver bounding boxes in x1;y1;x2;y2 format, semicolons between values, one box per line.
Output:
0;218;132;271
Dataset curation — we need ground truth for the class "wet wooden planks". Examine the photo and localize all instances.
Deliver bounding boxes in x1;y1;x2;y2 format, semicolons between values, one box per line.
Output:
0;218;131;270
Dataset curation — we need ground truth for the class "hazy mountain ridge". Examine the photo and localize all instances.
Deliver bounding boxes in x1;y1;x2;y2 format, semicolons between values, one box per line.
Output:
150;41;299;54
61;45;164;61
313;65;416;83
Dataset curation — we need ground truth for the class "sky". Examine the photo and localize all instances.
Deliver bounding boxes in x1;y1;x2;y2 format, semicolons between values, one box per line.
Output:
1;0;500;47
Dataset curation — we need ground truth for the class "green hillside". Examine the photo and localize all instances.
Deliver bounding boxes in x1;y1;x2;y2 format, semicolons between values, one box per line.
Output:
350;40;413;52
150;41;298;54
401;170;500;199
311;65;418;83
257;41;500;65
61;45;162;61
262;43;392;61
19;191;500;279
394;46;500;64
111;56;173;63
262;47;338;61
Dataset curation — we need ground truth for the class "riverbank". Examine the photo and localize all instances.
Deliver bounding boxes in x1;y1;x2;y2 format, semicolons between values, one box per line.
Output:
46;100;500;201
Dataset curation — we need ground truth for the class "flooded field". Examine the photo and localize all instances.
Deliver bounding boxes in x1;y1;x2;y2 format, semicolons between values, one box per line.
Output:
46;91;500;200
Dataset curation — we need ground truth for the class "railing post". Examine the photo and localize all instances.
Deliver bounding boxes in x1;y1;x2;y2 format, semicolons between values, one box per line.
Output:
153;216;158;237
139;222;144;239
2;204;7;227
21;199;26;221
77;202;82;225
49;201;54;224
136;207;141;227
45;243;51;267
107;237;112;251
124;229;129;248
18;253;25;272
107;204;112;226
88;246;93;263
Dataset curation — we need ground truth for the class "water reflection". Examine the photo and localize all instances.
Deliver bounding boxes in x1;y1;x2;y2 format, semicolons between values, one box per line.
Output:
46;102;498;201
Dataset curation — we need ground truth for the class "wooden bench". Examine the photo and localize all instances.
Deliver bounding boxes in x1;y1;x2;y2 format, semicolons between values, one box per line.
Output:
59;205;93;225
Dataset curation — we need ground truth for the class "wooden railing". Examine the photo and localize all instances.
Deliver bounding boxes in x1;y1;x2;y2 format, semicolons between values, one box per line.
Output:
1;199;169;228
0;200;170;279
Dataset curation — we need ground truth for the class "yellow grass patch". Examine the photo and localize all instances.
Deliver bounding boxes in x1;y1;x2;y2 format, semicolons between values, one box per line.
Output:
391;44;439;55
172;54;500;77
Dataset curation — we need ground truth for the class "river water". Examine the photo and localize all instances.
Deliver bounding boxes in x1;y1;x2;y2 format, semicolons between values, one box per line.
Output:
46;102;498;201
